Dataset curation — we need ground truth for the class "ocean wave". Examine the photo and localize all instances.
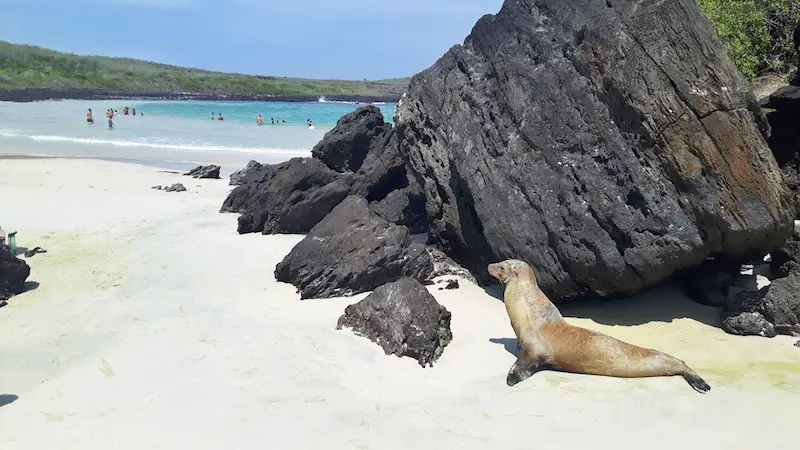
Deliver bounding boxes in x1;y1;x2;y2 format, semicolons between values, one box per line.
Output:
0;130;311;156
316;96;361;105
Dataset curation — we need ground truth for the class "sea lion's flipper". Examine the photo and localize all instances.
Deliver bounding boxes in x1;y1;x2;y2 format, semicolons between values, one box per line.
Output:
506;349;539;387
682;370;711;394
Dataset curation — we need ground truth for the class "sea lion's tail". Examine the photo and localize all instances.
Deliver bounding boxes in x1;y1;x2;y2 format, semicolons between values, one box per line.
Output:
682;370;711;394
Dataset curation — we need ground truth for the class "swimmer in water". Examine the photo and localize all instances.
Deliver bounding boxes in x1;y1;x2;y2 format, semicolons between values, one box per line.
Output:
218;113;224;121
257;114;264;126
306;119;313;127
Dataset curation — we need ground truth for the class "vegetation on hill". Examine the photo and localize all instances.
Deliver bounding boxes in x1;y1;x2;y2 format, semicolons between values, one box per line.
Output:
0;41;410;97
698;0;799;80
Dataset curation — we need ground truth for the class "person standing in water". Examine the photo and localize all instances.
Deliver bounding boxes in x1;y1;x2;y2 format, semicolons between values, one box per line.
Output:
218;113;224;121
306;119;313;127
106;109;114;129
132;107;137;116
211;112;215;120
257;114;264;126
86;109;94;124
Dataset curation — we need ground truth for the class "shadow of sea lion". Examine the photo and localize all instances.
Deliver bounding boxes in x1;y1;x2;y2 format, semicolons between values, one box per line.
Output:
490;338;521;357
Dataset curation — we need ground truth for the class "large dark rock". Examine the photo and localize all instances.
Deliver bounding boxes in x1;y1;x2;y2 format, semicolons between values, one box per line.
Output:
350;129;430;233
275;196;433;299
395;0;794;299
229;160;273;186
222;158;353;234
790;24;799;86
221;109;428;235
350;129;408;200
771;235;800;278
184;165;221;179
764;87;800;215
312;105;393;173
722;274;800;337
0;249;31;301
336;277;453;367
369;185;428;234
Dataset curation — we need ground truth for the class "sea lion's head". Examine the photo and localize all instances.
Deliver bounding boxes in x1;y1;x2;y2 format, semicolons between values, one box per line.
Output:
488;259;536;285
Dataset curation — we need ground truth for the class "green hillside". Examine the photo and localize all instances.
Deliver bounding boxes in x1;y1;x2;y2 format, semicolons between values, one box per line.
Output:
0;41;411;97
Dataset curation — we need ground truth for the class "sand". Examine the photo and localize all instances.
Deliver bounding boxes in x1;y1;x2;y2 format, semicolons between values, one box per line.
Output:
1;158;799;449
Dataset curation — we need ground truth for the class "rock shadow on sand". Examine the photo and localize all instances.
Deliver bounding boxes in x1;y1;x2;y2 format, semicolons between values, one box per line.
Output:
0;394;19;408
22;281;40;294
482;282;721;329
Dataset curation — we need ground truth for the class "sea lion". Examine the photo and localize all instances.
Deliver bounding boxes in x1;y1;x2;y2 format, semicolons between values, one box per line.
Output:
488;259;711;394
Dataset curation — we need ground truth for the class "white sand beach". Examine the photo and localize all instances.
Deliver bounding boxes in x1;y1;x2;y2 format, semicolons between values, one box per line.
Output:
1;158;799;449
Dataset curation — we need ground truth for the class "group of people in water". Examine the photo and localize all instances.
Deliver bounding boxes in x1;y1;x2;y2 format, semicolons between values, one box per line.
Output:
87;108;313;129
86;107;143;129
212;112;313;128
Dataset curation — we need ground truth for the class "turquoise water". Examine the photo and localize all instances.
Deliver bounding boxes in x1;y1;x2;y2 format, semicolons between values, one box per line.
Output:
0;100;397;169
137;100;397;127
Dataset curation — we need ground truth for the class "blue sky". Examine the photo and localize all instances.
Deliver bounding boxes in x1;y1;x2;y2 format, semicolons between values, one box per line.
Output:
0;0;505;80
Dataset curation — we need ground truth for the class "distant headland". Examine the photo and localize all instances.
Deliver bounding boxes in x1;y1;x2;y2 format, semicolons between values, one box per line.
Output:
0;41;409;103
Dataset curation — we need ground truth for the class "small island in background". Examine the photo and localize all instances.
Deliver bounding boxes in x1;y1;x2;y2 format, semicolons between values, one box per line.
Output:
0;41;410;103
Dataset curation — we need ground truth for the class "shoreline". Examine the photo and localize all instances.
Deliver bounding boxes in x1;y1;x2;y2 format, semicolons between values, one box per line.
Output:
0;153;202;174
0;88;403;104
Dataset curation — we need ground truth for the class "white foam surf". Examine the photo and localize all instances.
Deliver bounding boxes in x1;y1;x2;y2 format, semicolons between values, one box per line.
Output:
0;130;311;156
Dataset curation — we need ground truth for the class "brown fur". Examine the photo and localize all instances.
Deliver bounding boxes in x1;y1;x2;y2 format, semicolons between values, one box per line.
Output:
488;260;710;393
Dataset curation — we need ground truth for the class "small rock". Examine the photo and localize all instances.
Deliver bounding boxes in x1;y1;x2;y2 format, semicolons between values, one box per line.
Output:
336;277;453;367
771;235;800;278
151;185;163;190
721;273;800;337
0;300;7;308
426;248;477;284
439;279;460;290
183;165;221;179
721;310;777;338
164;183;187;192
795;340;800;348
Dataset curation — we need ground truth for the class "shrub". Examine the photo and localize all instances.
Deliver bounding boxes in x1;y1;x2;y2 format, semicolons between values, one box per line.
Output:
698;0;800;80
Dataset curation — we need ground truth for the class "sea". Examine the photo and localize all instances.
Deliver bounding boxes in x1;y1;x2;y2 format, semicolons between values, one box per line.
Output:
0;99;398;172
